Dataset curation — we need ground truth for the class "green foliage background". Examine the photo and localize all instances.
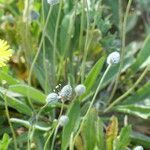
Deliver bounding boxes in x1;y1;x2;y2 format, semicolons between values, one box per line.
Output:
0;0;150;149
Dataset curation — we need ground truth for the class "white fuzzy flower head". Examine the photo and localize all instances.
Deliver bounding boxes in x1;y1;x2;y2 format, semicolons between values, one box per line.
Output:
75;84;86;96
47;0;59;5
133;146;143;150
107;51;120;65
46;93;59;104
59;115;69;126
59;85;72;100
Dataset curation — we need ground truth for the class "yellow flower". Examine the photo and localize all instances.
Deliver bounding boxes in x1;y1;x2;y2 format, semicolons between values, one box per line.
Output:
0;39;13;67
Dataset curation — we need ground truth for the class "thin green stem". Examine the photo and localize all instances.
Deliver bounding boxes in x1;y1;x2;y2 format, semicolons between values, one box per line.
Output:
107;0;133;103
42;0;48;94
58;101;64;119
27;6;52;108
118;0;123;38
53;0;63;83
80;0;102;83
44;100;64;149
79;0;85;51
69;132;74;150
27;6;52;149
44;128;56;150
22;0;34;109
3;91;18;150
104;66;149;113
80;0;90;83
57;11;76;80
73;65;111;145
50;124;59;150
28;103;48;150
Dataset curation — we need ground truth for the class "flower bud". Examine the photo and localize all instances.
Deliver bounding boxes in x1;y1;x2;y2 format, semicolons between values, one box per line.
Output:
133;146;143;150
46;93;59;104
59;85;72;100
75;84;86;96
107;51;120;65
59;115;69;126
47;0;59;5
30;10;40;20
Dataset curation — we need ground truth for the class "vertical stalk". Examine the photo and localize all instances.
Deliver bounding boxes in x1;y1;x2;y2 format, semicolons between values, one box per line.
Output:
107;0;133;104
73;64;111;145
80;0;102;83
27;5;53;149
3;91;18;150
42;0;48;94
53;0;63;84
28;6;52;107
104;66;149;113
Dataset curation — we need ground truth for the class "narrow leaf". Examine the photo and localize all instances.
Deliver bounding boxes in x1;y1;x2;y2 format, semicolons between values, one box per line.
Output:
10;118;50;131
82;109;98;150
9;84;46;104
131;35;150;71
61;100;80;150
114;125;132;150
131;132;150;149
114;105;150;119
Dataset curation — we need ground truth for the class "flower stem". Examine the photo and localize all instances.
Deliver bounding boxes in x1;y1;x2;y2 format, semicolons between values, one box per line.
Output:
27;103;48;150
107;0;133;103
104;66;149;113
27;6;53;109
3;91;18;150
53;0;63;83
73;64;111;145
50;124;59;150
44;127;55;150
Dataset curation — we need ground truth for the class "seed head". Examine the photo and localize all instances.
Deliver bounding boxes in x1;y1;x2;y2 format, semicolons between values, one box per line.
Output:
75;84;86;96
30;10;40;20
46;93;59;104
59;85;72;100
133;146;143;150
107;51;120;65
59;115;69;126
47;0;59;5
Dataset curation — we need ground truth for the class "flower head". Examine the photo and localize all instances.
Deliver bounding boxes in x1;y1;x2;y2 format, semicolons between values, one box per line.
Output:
59;115;69;126
133;146;143;150
0;39;13;67
46;93;59;104
107;51;120;65
30;10;40;20
59;85;72;100
75;84;86;96
47;0;59;5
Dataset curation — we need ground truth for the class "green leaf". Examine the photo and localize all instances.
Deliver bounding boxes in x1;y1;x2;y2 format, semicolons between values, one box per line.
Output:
82;109;98;150
0;133;11;150
114;125;132;150
10;118;50;131
97;118;105;150
60;11;75;56
0;92;32;116
0;71;19;85
122;82;150;105
114;105;150;119
131;35;150;71
81;56;105;101
9;84;46;104
126;12;138;33
131;132;150;149
104;0;119;27
61;100;80;150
